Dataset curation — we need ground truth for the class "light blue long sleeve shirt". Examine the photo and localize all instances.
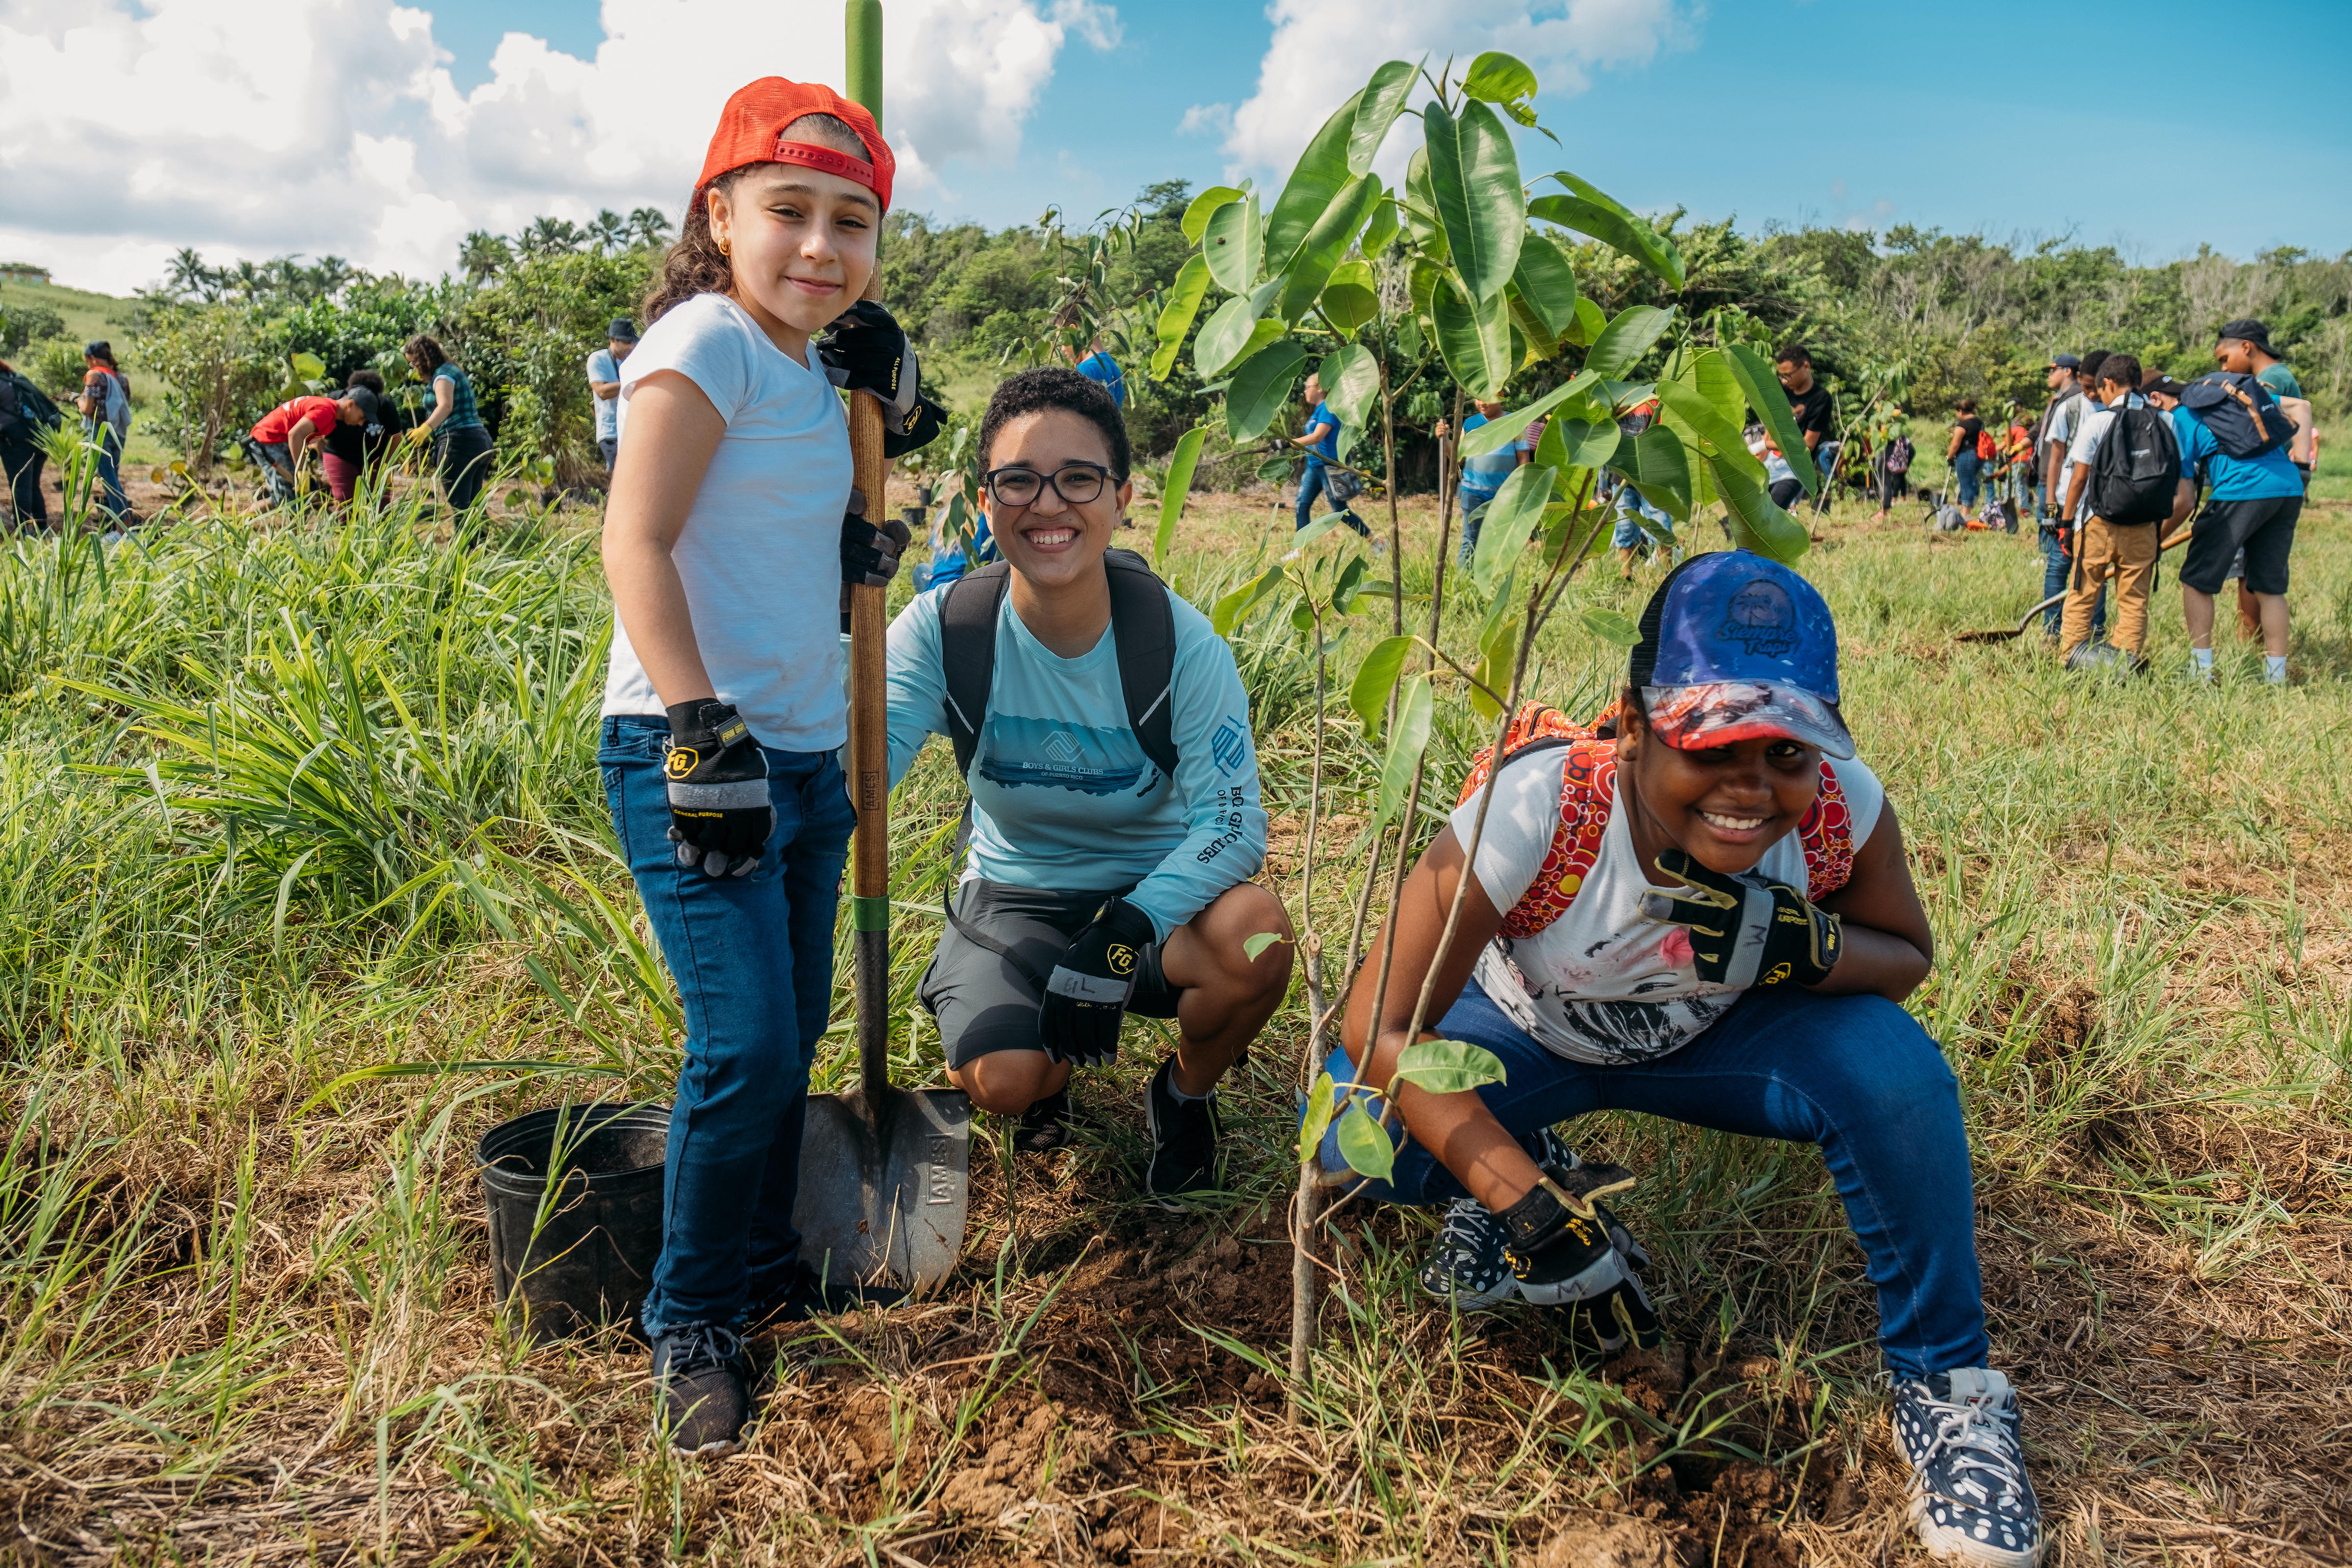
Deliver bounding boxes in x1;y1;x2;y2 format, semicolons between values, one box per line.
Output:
884;580;1268;942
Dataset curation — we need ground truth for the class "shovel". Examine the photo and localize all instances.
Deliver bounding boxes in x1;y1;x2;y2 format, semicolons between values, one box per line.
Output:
1952;526;2192;644
791;0;972;1297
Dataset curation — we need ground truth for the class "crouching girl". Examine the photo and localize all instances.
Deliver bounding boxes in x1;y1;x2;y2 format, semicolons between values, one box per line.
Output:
885;366;1294;1206
1328;551;2044;1568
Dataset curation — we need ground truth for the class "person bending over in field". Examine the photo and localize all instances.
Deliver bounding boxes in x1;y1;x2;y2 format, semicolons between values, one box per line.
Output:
885;365;1294;1207
1319;550;2046;1568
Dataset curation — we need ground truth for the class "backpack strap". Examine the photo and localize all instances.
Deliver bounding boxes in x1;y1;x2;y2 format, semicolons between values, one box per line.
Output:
938;561;1011;780
1497;737;1619;939
1798;762;1857;902
1104;547;1180;783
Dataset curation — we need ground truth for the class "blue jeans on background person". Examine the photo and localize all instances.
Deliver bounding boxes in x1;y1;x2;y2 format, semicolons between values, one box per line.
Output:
1315;982;1990;1380
600;716;858;1338
1456;487;1499;566
1296;461;1371;539
91;425;127;517
1953;451;1982;511
2039;525;2106;639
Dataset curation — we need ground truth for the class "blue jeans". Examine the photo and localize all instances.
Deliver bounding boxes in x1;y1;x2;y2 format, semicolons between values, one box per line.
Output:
2039;526;2105;637
92;426;127;517
1953;452;1982;511
1317;982;1990;1379
599;715;857;1336
1457;486;1498;565
1296;463;1370;538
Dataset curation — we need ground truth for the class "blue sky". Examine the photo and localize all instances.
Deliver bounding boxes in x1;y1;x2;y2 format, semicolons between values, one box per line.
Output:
437;0;2352;261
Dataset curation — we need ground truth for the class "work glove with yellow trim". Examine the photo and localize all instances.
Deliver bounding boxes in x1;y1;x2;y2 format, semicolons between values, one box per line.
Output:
1639;847;1841;988
662;700;773;880
1038;896;1155;1066
818;300;947;458
1497;1160;1650;1326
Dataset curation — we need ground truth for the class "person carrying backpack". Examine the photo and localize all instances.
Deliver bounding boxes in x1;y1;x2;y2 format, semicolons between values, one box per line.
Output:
1946;398;1985;513
885;366;1293;1205
0;356;63;530
74;342;133;519
1308;550;2047;1568
2172;363;2306;684
2057;354;2191;669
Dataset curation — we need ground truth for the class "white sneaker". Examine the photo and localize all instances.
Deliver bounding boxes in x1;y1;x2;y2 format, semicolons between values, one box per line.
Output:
1892;1369;2045;1567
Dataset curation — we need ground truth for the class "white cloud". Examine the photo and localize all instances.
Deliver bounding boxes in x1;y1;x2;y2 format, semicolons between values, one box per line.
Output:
1223;0;1694;182
1177;102;1233;138
0;0;1118;294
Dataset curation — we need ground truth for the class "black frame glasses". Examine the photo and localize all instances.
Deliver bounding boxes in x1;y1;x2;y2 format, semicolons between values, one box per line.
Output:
981;463;1113;508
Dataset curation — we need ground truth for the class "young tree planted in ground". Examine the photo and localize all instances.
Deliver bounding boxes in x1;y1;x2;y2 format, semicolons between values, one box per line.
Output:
1148;51;1821;1410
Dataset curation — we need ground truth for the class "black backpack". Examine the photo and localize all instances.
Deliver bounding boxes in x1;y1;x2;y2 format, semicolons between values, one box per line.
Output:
937;546;1179;788
2088;401;2180;526
2178;372;2297;459
0;371;63;439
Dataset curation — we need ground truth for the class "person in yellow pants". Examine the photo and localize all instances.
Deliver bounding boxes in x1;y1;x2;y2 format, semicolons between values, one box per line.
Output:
2056;354;2190;667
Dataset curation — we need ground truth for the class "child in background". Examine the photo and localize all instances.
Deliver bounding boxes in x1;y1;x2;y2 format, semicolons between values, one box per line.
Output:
1439;398;1530;567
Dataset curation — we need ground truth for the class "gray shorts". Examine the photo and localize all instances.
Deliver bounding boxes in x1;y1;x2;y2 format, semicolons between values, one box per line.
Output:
920;879;1179;1069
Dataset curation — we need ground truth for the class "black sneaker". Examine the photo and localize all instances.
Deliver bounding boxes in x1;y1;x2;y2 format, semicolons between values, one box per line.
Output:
1892;1369;2045;1568
1013;1088;1073;1153
1417;1198;1517;1310
652;1323;753;1458
1143;1056;1220;1209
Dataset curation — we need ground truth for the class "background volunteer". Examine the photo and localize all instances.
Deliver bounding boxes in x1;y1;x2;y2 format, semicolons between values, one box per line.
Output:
587;317;639;469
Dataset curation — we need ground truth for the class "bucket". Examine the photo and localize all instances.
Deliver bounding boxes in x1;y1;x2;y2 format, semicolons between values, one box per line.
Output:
476;1102;669;1345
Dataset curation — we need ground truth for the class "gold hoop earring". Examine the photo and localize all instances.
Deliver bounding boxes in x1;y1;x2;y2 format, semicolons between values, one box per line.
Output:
717;238;731;257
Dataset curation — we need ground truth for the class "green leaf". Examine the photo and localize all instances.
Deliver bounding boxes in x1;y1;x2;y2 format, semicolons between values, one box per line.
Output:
1565;296;1606;346
1581;304;1674;381
1461;51;1539;123
289;350;326;381
1422;98;1524;303
1243;931;1287;962
1509;236;1579;342
1297;1070;1339;1164
1290;595;1317;634
1472;462;1556;596
1182;185;1244;245
1535;416;1619;470
1256;455;1297;485
1707;452;1812;563
1350;634;1412;736
1529;173;1687;288
1155;425;1206;562
1212;565;1285;637
1266;93;1363;273
1151;255;1212;382
1331;554;1369;614
1320;342;1381;431
1580;606;1642;647
1389;1038;1509;1096
1203;188;1262;294
1655;380;1764;483
1226;340;1309;441
1334;1100;1395;1183
1349;61;1418;174
1357;197;1399;261
1279;172;1382;325
1609;425;1693;518
1372;674;1433;833
1196;296;1284;379
1724;342;1820;497
1671;345;1745;437
1470;574;1519;722
1432;273;1512;399
1402;148;1448;264
1458;369;1603;458
1321;260;1381;335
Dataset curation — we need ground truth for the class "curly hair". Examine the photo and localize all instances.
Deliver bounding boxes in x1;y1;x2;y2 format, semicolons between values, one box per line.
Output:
641;113;871;326
978;366;1131;481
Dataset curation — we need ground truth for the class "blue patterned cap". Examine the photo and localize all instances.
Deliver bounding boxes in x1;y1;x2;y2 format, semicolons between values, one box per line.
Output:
1628;550;1851;759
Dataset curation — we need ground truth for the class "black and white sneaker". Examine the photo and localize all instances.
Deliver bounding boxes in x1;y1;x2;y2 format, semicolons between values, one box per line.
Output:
1142;1056;1220;1209
652;1323;754;1458
1418;1198;1517;1309
1892;1369;2045;1568
1013;1088;1073;1153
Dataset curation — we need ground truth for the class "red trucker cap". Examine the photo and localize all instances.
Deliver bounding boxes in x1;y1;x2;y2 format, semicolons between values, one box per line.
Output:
693;76;894;213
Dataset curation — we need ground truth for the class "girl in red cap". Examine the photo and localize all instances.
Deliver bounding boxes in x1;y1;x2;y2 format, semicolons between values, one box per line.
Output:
596;76;935;1458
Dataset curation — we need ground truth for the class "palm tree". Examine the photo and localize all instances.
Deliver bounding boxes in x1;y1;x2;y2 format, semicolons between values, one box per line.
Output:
459;230;512;285
628;206;674;251
311;255;355;297
165;247;221;300
588;209;627;254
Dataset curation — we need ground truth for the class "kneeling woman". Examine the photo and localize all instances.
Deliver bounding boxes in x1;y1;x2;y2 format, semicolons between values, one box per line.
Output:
886;366;1293;1205
1334;551;2044;1568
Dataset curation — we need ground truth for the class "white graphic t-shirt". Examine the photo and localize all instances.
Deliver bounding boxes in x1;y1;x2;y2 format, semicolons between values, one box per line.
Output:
1452;745;1884;1064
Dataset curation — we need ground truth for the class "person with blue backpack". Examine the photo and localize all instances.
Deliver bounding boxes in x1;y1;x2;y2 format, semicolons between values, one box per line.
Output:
0;356;62;530
2173;348;2307;684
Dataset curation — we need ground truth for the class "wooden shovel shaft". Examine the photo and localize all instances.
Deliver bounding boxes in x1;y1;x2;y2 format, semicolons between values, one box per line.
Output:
849;392;891;1104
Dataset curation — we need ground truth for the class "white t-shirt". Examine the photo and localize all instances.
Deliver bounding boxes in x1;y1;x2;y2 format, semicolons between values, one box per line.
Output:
2065;393;2140;522
1453;746;1886;1065
587;347;620;441
2042;391;2085;457
601;292;854;753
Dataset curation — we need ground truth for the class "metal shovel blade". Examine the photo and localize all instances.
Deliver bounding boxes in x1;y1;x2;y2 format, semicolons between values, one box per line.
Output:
794;1084;971;1292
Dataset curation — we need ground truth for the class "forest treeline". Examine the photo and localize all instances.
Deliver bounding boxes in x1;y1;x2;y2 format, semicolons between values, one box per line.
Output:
6;179;2344;488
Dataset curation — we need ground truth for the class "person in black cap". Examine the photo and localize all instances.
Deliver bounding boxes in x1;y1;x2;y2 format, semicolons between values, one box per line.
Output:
2215;318;2314;487
1311;550;2047;1568
588;316;641;470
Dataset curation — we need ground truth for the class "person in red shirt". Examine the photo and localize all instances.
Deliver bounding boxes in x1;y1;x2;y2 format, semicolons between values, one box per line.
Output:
249;394;359;506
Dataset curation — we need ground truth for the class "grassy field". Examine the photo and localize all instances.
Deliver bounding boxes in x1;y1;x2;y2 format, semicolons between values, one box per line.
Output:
0;472;2345;1566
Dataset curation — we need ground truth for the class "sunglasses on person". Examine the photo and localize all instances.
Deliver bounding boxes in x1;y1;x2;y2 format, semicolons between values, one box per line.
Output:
981;463;1114;508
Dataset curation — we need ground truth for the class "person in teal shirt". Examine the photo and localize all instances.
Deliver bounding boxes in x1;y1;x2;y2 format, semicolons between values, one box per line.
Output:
2172;390;2304;685
885;366;1294;1205
402;333;495;530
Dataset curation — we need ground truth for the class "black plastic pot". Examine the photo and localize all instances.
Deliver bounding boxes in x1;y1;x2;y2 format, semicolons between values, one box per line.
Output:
476;1102;668;1346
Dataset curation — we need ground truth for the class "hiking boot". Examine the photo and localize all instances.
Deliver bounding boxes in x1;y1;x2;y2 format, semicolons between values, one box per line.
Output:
1892;1369;2045;1568
652;1323;754;1458
1013;1087;1073;1153
1143;1056;1221;1209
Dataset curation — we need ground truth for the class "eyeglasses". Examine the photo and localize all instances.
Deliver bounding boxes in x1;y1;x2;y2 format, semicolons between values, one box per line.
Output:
981;464;1112;508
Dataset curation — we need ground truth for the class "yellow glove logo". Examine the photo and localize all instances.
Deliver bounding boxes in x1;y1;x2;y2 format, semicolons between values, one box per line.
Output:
1106;943;1137;976
664;747;698;779
1763;961;1792;985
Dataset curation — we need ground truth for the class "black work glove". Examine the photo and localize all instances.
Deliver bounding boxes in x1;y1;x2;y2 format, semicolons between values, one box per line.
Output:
1037;897;1156;1066
1639;847;1841;988
841;509;913;588
662;700;773;879
817;300;948;458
